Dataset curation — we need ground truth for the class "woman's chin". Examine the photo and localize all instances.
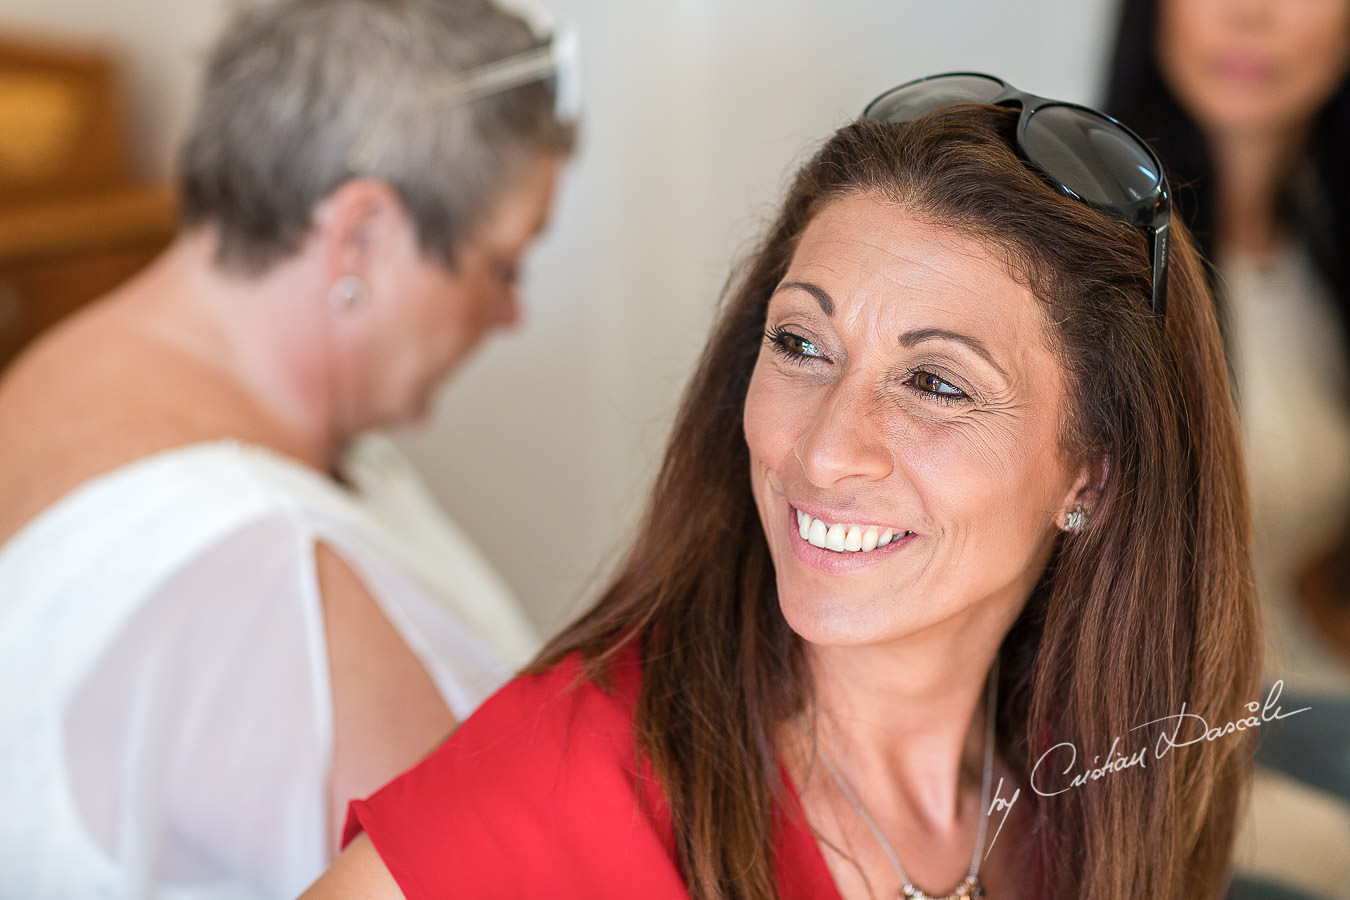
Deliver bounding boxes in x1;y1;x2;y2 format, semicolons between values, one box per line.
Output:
775;584;922;649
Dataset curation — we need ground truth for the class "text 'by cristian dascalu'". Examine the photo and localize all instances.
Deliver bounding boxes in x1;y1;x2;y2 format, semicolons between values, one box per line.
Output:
983;680;1309;855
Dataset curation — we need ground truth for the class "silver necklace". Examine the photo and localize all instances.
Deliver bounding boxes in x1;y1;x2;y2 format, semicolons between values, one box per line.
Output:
811;668;997;900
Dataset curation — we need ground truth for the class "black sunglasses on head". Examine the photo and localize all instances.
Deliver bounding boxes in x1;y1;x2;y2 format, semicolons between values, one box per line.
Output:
862;72;1171;318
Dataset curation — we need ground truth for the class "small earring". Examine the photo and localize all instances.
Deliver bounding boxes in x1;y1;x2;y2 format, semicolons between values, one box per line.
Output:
328;274;365;310
1063;505;1088;533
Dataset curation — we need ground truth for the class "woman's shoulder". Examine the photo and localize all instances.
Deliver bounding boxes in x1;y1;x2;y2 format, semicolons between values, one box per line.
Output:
350;648;646;818
454;647;643;742
0;310;311;546
0;439;333;566
0;439;360;685
346;646;689;899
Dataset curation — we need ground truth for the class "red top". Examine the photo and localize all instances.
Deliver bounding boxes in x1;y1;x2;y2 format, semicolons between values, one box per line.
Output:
345;649;843;899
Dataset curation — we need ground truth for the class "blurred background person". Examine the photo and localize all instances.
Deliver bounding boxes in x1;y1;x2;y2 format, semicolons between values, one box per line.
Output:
1107;1;1350;897
0;0;574;896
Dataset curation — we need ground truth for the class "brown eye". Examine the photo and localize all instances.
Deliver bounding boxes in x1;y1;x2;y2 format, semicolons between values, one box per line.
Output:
906;370;967;400
765;327;825;362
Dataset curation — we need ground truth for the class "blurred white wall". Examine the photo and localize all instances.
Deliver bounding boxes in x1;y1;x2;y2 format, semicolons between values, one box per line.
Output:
2;0;1118;633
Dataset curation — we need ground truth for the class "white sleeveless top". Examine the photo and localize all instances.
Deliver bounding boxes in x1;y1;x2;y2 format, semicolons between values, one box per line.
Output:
0;433;538;899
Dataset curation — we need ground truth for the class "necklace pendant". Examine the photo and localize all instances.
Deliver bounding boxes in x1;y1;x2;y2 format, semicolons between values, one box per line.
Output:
958;875;985;898
900;876;984;900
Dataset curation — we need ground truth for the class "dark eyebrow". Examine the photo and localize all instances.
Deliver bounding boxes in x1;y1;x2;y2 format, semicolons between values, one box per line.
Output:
900;328;1010;380
773;280;834;316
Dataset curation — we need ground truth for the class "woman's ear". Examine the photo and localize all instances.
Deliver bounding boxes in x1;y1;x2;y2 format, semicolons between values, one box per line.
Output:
311;178;408;281
1058;455;1109;533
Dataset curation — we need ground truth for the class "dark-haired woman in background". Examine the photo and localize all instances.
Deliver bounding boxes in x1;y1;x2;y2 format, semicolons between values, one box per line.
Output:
1107;1;1350;897
307;77;1259;900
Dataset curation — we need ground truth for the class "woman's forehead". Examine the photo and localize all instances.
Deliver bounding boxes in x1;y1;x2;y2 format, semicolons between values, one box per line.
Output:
782;195;1048;342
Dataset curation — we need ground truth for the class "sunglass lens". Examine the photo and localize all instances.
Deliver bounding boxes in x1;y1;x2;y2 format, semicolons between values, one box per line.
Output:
863;74;1005;122
1023;106;1162;212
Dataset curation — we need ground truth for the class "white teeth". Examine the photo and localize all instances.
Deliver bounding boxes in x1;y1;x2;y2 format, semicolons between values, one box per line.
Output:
824;523;847;551
844;526;863;552
808;518;828;548
795;509;905;554
861;525;879;552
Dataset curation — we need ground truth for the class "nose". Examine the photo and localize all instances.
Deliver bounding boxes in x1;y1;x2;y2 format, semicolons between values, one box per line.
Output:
1224;0;1275;28
794;375;894;487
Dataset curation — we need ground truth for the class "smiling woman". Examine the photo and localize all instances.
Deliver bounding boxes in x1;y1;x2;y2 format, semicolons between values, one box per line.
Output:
305;81;1258;900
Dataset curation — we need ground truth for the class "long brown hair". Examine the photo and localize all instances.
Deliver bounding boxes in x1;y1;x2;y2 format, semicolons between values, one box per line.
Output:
533;106;1259;899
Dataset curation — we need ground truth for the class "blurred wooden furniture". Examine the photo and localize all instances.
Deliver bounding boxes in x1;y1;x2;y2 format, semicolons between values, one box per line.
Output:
0;29;175;370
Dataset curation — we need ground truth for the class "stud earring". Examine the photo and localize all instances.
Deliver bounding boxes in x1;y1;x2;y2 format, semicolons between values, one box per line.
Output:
1063;505;1088;533
328;274;365;310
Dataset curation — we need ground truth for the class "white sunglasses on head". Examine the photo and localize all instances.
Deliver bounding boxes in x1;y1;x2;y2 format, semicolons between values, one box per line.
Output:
347;11;580;171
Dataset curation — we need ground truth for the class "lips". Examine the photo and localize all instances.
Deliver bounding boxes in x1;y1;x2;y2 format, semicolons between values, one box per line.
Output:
1212;52;1276;85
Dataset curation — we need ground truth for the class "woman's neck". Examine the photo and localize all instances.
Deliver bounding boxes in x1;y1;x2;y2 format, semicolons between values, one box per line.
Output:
125;232;346;473
800;625;1001;830
786;628;1009;898
1209;124;1307;256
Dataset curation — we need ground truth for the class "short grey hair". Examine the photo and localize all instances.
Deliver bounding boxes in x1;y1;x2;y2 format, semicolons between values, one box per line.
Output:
179;0;576;274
